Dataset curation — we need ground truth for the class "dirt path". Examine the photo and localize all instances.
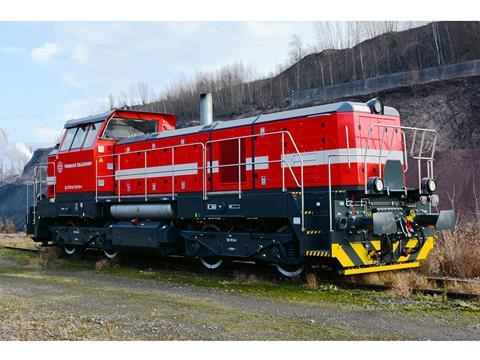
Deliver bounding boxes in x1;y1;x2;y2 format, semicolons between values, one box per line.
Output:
0;248;479;340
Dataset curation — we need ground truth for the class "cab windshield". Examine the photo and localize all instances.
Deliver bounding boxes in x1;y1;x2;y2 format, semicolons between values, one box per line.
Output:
101;118;158;140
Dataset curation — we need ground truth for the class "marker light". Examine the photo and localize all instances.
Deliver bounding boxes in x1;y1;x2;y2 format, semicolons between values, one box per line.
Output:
422;178;437;193
366;98;384;115
368;177;384;193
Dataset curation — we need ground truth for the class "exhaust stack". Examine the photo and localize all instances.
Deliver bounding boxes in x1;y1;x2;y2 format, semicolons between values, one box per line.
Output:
199;93;213;126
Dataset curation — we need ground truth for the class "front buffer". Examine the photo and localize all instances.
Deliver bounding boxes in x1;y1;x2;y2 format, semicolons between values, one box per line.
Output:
321;161;456;275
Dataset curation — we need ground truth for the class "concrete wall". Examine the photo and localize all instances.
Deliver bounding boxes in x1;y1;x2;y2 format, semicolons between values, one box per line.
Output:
292;59;480;105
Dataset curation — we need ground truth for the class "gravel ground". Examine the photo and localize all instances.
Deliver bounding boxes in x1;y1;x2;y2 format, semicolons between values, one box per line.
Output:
0;236;479;340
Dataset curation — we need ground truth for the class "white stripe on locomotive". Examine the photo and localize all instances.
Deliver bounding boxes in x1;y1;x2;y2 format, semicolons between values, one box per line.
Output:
113;148;404;180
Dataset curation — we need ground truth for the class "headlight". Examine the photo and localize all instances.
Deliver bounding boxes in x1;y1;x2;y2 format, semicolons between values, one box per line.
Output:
366;98;384;115
368;177;384;193
422;178;437;193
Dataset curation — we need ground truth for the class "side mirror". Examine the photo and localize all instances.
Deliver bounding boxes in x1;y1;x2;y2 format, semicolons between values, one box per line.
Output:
54;143;60;150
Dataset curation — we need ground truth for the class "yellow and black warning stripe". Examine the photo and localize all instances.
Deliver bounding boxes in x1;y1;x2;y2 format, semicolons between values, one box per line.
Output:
305;250;330;257
305;230;322;235
304;210;314;215
331;237;435;273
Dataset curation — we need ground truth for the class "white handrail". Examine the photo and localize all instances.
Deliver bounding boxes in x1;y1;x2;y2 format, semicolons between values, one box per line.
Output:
95;130;306;231
364;124;437;194
328;153;388;231
205;130;305;230
32;162;56;224
95;141;206;202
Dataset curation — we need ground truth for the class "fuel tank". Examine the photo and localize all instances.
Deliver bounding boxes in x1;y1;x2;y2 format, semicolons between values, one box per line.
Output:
110;204;175;220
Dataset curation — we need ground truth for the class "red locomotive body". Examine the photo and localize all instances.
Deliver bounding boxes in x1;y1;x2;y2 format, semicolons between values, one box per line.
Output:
48;105;402;199
30;98;453;276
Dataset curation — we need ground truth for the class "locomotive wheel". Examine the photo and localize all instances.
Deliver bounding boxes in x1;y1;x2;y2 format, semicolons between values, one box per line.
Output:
64;244;77;256
199;224;223;270
63;221;78;256
275;225;303;278
276;264;304;277
200;258;223;270
104;249;118;260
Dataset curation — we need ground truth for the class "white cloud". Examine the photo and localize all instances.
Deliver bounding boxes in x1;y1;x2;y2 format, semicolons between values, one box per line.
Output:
62;73;84;88
29;124;62;143
31;42;59;62
72;44;88;64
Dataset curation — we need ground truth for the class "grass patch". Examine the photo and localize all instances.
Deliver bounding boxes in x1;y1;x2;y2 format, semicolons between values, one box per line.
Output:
1;239;479;315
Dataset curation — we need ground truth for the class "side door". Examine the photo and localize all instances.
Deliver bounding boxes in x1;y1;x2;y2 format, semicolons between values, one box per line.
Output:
55;124;100;197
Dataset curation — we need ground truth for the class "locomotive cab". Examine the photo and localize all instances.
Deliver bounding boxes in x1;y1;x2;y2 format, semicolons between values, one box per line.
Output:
47;110;176;201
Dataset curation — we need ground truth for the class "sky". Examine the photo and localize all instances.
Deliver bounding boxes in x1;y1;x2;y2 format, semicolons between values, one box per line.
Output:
0;22;317;149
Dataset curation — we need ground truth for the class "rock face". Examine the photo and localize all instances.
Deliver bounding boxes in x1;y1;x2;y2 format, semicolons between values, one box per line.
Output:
0;148;52;230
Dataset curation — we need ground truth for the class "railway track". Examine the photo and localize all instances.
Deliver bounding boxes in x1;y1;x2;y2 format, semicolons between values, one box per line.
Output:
0;245;43;253
1;245;479;300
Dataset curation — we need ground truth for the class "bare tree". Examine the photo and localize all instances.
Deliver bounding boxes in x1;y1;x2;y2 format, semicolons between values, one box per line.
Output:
137;82;151;105
289;34;305;91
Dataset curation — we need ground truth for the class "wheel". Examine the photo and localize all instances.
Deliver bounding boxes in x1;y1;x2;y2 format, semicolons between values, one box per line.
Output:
199;224;223;270
104;249;118;260
275;225;303;277
63;221;78;256
64;244;77;256
276;264;304;277
200;257;223;269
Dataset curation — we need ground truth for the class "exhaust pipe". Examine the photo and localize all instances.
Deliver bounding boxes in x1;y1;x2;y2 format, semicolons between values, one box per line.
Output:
199;93;213;125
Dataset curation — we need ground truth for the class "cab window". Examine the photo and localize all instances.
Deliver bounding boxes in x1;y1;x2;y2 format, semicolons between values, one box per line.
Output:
102;118;158;139
70;125;88;149
59;128;77;151
83;123;101;148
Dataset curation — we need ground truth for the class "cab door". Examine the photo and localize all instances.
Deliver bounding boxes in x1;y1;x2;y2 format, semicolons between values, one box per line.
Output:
55;123;101;197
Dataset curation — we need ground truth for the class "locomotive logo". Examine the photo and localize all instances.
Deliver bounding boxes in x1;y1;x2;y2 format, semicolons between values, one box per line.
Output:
57;161;63;173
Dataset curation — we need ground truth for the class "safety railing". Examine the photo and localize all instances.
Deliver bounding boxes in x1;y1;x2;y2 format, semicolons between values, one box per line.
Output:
327;153;388;232
95;142;207;202
94;130;306;230
31;162;56;224
363;124;437;194
327;124;437;231
205;130;305;230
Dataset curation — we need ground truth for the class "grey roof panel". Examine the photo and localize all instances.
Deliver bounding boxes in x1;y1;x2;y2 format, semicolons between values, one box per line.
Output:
254;101;399;124
116;101;400;145
64;112;112;129
382;106;399;117
213;116;259;130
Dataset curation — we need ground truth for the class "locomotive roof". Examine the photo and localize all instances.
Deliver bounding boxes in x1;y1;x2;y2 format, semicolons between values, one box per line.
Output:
117;101;400;145
63;109;176;129
64;112;112;129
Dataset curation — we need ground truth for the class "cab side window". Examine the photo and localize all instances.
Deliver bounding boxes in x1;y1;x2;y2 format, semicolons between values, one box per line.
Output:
70;125;88;150
59;128;77;151
83;123;101;148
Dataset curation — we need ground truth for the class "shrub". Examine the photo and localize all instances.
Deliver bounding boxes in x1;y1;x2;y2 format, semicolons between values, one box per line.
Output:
425;221;480;279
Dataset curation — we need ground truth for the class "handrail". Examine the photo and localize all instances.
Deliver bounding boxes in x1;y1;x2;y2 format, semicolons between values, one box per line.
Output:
205;130;305;230
364;124;437;194
95;142;206;202
31;162;56;224
328;153;388;232
95;130;306;231
33;162;56;202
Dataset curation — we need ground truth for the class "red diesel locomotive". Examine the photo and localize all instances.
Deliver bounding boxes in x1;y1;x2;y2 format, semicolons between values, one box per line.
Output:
28;96;455;276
